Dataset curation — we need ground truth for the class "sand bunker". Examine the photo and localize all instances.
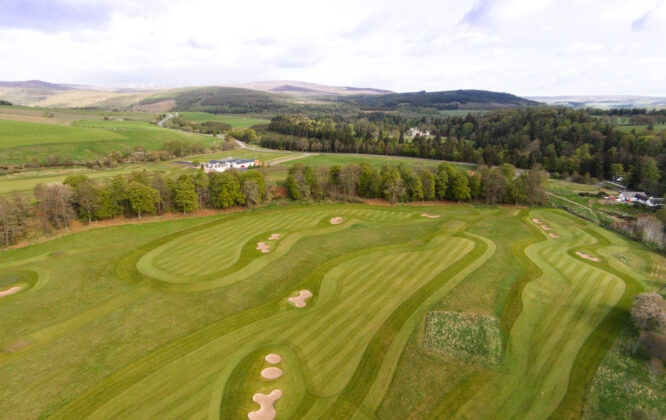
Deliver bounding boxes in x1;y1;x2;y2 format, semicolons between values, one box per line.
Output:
576;251;600;262
549;233;560;238
0;286;21;298
3;338;31;353
541;225;553;231
261;367;283;380
248;390;282;420
265;354;282;364
268;234;281;241
256;242;270;253
421;213;440;219
288;290;313;308
532;218;542;223
330;217;343;225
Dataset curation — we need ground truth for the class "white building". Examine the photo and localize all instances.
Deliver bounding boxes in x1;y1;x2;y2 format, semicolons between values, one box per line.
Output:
407;127;431;137
202;158;258;173
617;191;664;207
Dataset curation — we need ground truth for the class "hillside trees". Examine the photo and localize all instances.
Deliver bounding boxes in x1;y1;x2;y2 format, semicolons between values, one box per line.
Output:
263;108;666;195
127;181;160;218
173;176;199;214
209;172;244;208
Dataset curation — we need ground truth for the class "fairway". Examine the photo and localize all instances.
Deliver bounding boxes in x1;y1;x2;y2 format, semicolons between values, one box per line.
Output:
278;152;475;171
0;203;661;419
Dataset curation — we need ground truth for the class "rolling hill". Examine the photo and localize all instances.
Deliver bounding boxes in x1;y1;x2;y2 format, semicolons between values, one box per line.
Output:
0;80;539;113
527;95;666;109
230;80;393;96
344;89;540;110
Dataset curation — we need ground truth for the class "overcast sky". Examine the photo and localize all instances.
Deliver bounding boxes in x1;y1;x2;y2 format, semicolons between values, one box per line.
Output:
1;0;665;96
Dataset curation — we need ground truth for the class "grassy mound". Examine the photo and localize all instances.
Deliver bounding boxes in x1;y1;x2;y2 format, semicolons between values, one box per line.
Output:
424;311;503;368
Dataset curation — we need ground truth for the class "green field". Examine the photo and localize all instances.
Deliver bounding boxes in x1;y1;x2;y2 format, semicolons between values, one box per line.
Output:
0;164;173;196
278;153;475;171
179;112;270;128
180;149;300;164
0;203;662;419
0;117;215;165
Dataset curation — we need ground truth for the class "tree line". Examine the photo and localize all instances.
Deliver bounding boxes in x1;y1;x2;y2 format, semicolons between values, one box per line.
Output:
0;169;266;246
285;161;548;205
263;108;666;196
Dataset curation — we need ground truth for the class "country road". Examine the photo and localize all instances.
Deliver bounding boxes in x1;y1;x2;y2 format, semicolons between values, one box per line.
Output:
157;113;176;127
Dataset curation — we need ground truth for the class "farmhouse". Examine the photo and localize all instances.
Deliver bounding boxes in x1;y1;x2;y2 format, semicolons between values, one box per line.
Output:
616;191;664;207
202;158;258;173
407;127;431;137
646;197;664;207
618;191;645;202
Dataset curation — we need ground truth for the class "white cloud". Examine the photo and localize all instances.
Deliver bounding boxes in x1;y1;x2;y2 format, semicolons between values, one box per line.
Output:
0;0;664;95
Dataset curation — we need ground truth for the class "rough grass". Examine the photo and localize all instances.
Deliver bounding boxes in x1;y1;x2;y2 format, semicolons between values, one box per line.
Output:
424;311;503;369
582;324;666;420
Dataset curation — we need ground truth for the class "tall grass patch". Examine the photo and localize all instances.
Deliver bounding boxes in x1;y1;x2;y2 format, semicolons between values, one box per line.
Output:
424;311;503;369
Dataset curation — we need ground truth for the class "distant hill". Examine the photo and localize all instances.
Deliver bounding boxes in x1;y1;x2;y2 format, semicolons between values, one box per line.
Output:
345;89;539;110
0;80;537;112
527;95;666;109
138;86;293;114
229;80;392;96
0;80;76;90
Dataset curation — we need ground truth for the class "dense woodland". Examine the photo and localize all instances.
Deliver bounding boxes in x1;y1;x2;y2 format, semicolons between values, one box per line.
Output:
338;89;537;110
263;108;666;196
285;161;548;206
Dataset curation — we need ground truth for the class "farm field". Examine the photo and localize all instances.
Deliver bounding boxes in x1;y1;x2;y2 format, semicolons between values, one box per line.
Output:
178;112;270;128
0;115;215;165
178;149;300;164
0;164;174;196
0;203;661;419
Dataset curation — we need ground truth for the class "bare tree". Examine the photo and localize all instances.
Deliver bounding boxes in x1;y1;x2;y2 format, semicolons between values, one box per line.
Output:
241;179;260;206
339;164;360;197
631;293;666;333
0;198;15;246
635;217;665;248
385;177;406;203
483;169;506;205
34;184;75;235
75;181;100;223
526;169;548;205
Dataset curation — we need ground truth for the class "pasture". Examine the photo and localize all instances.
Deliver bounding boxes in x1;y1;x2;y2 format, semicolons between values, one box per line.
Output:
179;112;271;128
0;114;214;165
0;203;662;419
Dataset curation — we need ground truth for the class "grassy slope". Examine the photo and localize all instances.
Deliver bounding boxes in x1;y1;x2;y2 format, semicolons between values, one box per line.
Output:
0;203;661;419
0;164;172;195
0;117;214;165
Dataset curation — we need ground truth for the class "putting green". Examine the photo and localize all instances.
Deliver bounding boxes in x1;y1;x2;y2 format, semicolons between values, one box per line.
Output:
0;204;658;419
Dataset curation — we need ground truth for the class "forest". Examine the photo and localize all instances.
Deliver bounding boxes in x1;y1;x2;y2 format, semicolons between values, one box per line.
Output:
263;108;666;195
284;161;547;206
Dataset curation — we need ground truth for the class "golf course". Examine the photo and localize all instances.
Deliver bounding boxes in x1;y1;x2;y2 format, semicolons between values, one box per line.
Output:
0;203;661;419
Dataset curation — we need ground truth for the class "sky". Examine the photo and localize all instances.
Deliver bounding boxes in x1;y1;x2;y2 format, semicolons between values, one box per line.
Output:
1;0;665;96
